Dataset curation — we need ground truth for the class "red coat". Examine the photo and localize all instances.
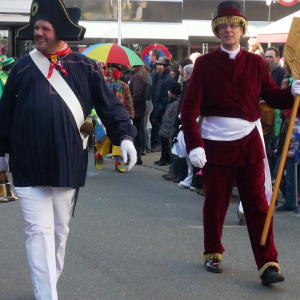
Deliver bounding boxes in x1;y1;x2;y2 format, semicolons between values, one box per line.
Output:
181;47;294;166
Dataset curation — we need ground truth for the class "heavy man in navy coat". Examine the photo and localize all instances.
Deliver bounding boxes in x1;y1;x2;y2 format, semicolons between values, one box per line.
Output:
0;0;136;299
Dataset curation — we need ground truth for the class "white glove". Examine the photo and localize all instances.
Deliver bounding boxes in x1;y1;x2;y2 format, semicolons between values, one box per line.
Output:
291;80;300;97
0;157;8;173
189;147;207;168
121;139;137;171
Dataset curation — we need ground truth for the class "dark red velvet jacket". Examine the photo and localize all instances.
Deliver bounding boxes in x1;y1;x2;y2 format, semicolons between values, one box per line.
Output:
181;47;295;166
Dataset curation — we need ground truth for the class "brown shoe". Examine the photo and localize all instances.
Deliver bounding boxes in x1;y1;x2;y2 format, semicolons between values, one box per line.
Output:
165;173;177;181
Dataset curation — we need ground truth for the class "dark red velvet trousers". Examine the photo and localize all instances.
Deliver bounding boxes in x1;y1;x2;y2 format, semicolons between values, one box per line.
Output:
202;160;278;270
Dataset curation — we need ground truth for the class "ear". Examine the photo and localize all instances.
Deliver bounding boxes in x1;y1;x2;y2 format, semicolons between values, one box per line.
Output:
240;27;244;37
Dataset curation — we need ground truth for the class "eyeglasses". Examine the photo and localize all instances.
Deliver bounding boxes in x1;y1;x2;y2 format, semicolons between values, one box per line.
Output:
219;23;241;30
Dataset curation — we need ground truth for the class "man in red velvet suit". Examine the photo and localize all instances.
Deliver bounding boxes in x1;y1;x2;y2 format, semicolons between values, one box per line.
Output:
181;0;300;286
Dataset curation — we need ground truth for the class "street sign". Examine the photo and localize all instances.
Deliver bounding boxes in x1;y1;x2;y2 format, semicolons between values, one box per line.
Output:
278;0;298;6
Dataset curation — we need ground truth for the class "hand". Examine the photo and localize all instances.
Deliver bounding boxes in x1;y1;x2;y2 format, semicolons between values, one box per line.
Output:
189;147;207;168
291;80;300;97
121;140;137;171
287;151;294;158
0;157;8;173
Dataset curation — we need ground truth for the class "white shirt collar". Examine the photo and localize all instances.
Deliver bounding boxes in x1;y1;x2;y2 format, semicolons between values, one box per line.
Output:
221;45;241;59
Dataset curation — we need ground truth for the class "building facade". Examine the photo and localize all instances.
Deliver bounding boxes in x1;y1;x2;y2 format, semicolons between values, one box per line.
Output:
0;0;299;60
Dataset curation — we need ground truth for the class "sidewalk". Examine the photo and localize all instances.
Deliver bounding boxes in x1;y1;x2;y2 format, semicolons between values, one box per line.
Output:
140;151;169;172
139;151;285;204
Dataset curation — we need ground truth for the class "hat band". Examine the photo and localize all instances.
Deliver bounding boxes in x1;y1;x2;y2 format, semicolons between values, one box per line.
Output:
212;16;247;38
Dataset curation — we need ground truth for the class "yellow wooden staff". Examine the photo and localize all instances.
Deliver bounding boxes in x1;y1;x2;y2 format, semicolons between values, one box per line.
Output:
261;17;300;245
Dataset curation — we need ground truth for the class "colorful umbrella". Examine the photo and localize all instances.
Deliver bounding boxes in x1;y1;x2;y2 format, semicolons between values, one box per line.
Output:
81;43;144;67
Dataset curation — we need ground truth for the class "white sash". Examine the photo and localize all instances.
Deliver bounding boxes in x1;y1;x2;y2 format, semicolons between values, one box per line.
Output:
202;116;272;204
29;49;88;149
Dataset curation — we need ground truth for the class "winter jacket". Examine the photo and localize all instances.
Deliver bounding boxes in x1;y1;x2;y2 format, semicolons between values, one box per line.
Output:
271;63;285;88
150;63;159;89
172;79;190;136
128;68;146;118
153;68;174;122
159;96;180;138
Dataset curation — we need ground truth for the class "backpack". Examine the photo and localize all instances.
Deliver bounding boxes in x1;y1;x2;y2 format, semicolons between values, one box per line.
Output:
144;81;154;100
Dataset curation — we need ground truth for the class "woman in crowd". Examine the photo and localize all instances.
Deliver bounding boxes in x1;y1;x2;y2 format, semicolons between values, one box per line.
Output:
170;64;180;82
248;38;265;58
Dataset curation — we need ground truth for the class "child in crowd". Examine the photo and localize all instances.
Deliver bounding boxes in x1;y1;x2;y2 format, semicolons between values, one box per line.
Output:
154;82;181;166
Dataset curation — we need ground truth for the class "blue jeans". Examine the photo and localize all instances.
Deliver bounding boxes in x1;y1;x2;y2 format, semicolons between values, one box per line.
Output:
273;155;296;208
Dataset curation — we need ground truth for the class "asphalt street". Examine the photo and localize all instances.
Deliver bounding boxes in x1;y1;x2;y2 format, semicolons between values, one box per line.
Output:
0;152;299;300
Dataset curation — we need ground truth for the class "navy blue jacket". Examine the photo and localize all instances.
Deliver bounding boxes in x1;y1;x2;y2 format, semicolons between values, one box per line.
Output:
0;52;136;188
271;64;285;87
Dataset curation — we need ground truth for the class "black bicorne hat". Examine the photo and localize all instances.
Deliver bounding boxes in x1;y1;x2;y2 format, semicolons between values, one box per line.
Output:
16;0;86;41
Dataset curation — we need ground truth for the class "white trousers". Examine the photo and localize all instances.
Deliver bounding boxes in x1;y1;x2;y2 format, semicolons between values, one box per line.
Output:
15;187;76;300
180;157;193;187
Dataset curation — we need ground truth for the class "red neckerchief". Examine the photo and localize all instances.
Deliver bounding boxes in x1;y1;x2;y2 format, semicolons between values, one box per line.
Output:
43;42;72;78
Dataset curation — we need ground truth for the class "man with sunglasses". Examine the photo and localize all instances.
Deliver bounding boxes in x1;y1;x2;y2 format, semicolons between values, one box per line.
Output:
181;0;300;285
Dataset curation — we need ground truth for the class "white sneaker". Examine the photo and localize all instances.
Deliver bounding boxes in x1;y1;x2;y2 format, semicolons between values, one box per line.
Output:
178;183;189;189
190;186;201;192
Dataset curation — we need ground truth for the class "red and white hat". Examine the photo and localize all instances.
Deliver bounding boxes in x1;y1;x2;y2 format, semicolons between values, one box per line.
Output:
212;1;248;38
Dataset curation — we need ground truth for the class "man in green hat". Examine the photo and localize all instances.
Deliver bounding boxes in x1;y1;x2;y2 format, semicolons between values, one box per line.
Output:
0;57;15;85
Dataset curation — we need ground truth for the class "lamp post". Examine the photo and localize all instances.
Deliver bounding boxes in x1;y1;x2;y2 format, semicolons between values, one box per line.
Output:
266;0;272;47
118;0;121;45
111;0;123;45
266;0;272;24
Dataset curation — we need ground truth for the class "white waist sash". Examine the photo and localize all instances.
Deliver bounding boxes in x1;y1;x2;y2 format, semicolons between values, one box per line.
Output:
202;116;272;204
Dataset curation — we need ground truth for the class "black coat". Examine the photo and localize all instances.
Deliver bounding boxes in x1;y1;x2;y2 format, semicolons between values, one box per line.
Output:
172;79;190;136
152;68;174;122
128;68;146;119
150;63;159;90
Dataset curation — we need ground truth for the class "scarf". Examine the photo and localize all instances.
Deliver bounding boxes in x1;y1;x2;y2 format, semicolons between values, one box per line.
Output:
43;42;72;78
272;62;280;72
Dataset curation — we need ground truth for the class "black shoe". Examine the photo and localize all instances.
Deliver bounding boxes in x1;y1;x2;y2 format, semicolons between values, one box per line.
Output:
275;205;294;212
141;151;146;156
261;267;284;286
158;161;168;166
146;149;151;153
162;173;169;179
172;178;180;183
205;259;223;273
154;160;161;164
136;157;143;165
